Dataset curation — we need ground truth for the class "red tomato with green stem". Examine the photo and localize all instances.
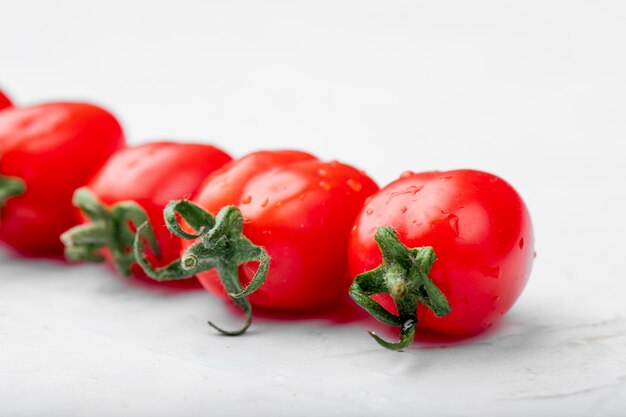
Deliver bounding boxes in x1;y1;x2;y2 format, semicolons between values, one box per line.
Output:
135;150;379;334
349;170;534;350
0;102;125;255
0;90;12;110
61;142;232;287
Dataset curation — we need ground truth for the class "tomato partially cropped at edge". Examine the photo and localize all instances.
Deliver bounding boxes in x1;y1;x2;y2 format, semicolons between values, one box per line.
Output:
187;150;379;312
349;170;534;336
0;91;11;110
0;102;125;255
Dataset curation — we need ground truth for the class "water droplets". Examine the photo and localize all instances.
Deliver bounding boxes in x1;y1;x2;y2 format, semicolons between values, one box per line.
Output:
317;168;329;177
519;237;525;250
276;201;284;208
365;208;374;216
400;206;407;214
260;198;269;208
447;214;459;236
347;179;362;192
480;266;501;279
386;185;424;203
400;170;414;178
319;181;331;191
241;195;252;204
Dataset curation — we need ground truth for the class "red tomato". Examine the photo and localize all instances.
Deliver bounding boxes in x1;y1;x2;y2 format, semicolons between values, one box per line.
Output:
184;150;379;312
349;170;534;341
63;142;232;284
0;102;125;255
0;91;11;110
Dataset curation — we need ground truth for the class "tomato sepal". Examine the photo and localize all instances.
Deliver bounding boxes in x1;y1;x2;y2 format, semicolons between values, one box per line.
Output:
0;173;26;208
61;188;161;275
134;200;270;336
349;226;450;351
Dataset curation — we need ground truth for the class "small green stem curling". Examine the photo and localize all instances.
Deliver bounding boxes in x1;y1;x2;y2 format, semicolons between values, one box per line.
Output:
349;226;451;351
133;200;270;336
0;174;26;208
60;188;160;276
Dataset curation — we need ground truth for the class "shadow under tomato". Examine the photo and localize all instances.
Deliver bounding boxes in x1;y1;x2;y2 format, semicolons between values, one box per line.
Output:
100;262;204;294
217;294;371;325
361;316;508;347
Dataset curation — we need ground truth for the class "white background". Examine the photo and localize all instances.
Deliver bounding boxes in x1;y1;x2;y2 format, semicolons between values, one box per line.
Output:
1;1;625;416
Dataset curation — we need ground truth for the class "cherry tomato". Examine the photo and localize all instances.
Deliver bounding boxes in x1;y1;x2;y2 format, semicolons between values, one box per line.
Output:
0;102;125;255
349;169;534;342
62;142;232;285
175;150;379;313
0;91;11;110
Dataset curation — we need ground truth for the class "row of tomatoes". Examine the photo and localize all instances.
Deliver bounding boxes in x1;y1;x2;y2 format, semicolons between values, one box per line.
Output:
0;91;534;350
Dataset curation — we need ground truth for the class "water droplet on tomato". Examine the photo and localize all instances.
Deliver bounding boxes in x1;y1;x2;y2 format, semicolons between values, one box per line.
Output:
260;198;269;207
365;196;372;204
299;193;305;200
386;185;424;203
400;170;414;178
317;168;328;177
366;208;374;216
400;206;407;213
447;214;459;236
480;266;501;279
439;176;452;180
276;201;284;208
351;224;357;233
241;195;252;204
319;181;331;190
533;251;537;259
347;179;362;192
519;237;524;250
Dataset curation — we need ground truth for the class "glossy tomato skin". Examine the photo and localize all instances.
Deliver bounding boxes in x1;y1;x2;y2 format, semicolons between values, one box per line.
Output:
0;102;125;255
0;91;11;110
85;141;232;280
349;170;534;336
186;150;379;312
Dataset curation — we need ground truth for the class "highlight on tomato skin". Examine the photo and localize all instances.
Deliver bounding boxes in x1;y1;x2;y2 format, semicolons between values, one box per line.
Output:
62;141;233;287
349;169;534;342
0;102;126;256
185;150;380;312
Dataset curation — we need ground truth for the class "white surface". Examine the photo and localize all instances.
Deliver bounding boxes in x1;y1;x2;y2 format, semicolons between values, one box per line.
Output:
1;1;626;416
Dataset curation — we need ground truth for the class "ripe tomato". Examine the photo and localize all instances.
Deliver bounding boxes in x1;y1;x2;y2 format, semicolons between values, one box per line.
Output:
135;150;378;334
349;170;534;349
0;91;11;110
0;102;125;255
192;150;378;310
62;142;232;285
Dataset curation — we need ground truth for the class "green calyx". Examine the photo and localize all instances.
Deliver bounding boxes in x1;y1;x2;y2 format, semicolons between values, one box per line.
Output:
133;200;270;336
60;187;160;276
0;174;26;208
349;226;451;351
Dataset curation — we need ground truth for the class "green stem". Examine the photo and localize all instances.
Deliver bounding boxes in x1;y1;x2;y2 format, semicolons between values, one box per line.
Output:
61;187;160;276
349;226;451;351
0;174;26;207
133;201;270;336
